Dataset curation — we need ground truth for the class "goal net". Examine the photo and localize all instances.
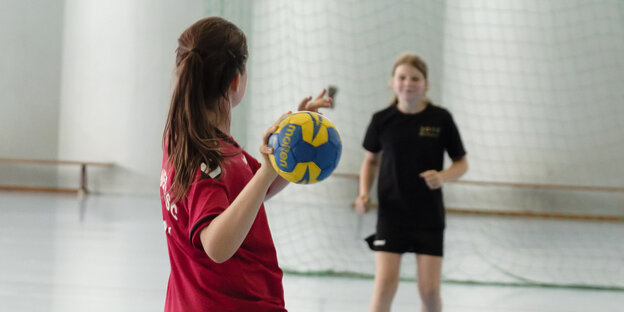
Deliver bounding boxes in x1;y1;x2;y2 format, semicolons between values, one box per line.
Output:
206;0;624;289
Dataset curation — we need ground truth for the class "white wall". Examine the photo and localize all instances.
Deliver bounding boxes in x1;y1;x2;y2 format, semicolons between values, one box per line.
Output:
57;0;206;194
1;0;207;193
0;0;64;186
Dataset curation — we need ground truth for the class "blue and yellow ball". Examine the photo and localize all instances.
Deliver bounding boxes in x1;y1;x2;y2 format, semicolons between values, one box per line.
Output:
268;111;342;184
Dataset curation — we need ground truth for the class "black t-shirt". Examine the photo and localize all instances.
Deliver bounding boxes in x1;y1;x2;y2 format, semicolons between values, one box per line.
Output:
363;103;466;230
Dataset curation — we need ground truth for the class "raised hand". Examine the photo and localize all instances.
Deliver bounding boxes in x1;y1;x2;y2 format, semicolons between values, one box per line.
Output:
297;88;333;112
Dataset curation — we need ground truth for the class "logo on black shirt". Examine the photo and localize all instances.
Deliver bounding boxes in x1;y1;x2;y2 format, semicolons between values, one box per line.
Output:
419;126;441;138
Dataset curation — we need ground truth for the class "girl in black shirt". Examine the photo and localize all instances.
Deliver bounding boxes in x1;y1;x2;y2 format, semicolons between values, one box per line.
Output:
355;53;468;312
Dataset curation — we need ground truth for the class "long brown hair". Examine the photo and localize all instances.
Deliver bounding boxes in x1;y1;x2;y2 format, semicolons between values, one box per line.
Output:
390;53;428;106
163;17;248;200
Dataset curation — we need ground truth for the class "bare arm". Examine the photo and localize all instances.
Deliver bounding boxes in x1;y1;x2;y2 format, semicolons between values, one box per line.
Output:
420;156;468;190
440;156;468;182
199;113;289;263
199;166;277;263
354;151;381;213
266;176;289;200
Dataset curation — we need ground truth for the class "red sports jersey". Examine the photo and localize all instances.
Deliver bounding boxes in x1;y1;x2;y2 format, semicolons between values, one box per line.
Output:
160;136;286;312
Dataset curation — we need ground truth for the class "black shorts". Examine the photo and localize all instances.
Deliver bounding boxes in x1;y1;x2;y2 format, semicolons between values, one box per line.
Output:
365;228;444;256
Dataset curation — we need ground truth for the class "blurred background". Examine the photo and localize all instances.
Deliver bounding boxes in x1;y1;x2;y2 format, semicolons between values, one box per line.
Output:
1;0;623;310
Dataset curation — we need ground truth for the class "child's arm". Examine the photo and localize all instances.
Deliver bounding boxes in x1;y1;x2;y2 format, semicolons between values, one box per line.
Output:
355;151;381;213
199;164;277;263
420;156;468;190
266;176;289;200
199;114;288;263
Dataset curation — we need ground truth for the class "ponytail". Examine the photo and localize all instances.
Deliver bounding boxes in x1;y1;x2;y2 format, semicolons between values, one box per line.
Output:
163;17;248;201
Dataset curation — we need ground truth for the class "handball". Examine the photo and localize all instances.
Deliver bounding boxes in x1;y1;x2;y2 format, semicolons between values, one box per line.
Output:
268;111;342;184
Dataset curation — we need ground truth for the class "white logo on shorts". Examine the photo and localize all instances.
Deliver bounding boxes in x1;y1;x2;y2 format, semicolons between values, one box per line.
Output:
373;240;386;246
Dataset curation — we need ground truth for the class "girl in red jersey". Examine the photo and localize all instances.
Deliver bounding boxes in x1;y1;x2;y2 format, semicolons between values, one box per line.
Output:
160;17;331;312
355;53;468;312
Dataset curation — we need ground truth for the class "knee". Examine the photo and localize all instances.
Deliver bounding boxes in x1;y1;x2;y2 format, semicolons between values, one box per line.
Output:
418;284;440;303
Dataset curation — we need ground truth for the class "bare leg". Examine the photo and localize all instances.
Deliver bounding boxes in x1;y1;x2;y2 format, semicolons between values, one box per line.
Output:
370;251;402;312
416;254;443;312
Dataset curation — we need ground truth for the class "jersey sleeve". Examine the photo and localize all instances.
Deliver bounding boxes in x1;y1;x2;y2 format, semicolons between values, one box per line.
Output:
443;113;467;161
187;176;230;249
363;114;382;153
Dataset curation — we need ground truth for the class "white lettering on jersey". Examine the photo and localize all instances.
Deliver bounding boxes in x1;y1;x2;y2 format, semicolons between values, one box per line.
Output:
160;169;167;192
161;170;177;236
165;193;178;221
163;220;171;235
